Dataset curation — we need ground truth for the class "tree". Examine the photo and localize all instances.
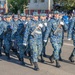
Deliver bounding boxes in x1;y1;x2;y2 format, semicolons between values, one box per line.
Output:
53;0;75;11
8;0;28;14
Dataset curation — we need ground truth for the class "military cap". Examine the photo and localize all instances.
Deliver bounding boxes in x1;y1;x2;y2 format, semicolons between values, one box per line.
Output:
14;15;18;18
26;14;32;18
33;12;39;16
40;13;47;16
3;15;7;18
20;13;26;17
53;11;59;14
6;15;11;18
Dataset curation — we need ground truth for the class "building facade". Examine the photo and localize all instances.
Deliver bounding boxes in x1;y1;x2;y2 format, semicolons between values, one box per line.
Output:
25;0;53;14
0;0;8;14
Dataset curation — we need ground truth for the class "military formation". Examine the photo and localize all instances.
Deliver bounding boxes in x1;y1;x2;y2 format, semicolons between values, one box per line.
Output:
0;10;75;71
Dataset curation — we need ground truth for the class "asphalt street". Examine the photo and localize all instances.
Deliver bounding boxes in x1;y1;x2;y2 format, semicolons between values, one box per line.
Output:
0;33;75;75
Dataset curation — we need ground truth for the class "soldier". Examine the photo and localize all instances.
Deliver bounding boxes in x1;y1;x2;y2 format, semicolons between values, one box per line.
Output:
15;23;26;65
39;13;48;61
10;15;21;55
20;13;27;24
48;12;53;21
44;11;68;68
68;12;75;62
3;15;12;60
25;15;33;65
23;12;43;71
62;14;69;26
0;16;4;56
20;14;29;56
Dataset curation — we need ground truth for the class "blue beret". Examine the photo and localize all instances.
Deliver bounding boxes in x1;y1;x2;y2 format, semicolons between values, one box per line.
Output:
20;13;26;17
33;12;39;16
3;15;7;18
53;11;59;14
40;13;47;16
14;15;18;18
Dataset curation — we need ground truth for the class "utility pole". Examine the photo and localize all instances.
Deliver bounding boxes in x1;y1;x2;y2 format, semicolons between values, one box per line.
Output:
6;0;8;13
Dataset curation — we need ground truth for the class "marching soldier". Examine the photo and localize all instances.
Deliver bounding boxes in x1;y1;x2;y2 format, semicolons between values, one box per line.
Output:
10;15;21;55
0;16;4;56
3;15;12;60
39;13;48;62
68;12;75;62
44;11;68;68
23;12;43;71
15;23;26;65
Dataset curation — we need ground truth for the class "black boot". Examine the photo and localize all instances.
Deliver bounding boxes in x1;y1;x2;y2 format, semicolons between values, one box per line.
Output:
17;53;21;61
33;62;39;71
40;55;45;63
56;60;61;68
20;58;25;66
59;54;63;61
49;55;54;63
29;58;33;66
0;50;2;57
6;53;11;60
24;51;27;56
43;53;47;57
28;51;33;65
43;46;47;57
59;49;63;61
69;55;74;62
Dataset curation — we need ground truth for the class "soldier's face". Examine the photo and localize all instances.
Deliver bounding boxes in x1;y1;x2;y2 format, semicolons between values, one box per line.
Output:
14;18;18;21
26;17;31;21
33;16;38;20
49;14;53;18
21;16;26;20
54;14;59;19
4;18;7;21
7;17;11;22
40;16;46;20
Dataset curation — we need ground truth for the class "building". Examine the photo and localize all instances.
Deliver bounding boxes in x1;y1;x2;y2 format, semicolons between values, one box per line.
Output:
0;0;8;14
25;0;53;14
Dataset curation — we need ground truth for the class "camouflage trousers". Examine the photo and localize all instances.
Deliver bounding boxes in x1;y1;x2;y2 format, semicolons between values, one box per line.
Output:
30;40;42;62
0;39;3;52
18;44;26;59
4;39;12;53
72;40;75;56
52;42;62;60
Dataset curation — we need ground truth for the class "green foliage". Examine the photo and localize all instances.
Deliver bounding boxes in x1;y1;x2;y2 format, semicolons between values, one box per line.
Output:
7;0;28;14
53;0;75;11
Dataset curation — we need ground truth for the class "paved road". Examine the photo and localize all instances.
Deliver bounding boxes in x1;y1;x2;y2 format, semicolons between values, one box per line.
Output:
0;34;75;75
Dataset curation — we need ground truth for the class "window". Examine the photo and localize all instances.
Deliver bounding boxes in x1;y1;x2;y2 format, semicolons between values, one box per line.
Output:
41;10;45;13
34;10;38;12
34;0;37;3
41;0;45;2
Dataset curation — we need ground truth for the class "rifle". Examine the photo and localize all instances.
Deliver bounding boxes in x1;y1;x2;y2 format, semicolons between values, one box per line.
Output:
54;21;64;35
31;23;43;36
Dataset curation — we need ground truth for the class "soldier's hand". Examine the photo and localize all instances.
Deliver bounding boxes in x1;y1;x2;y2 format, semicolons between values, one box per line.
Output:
44;40;47;43
60;21;64;26
23;43;27;46
68;38;71;41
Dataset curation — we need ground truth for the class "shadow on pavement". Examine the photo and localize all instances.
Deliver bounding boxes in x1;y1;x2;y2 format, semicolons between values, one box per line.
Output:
60;59;75;65
0;54;34;70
